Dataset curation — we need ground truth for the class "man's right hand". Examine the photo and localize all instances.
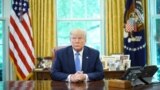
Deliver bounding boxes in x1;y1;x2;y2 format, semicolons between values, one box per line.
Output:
70;72;86;82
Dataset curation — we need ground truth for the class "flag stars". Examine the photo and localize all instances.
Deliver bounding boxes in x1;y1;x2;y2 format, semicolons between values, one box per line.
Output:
19;2;22;6
12;0;29;18
23;8;26;12
140;46;142;49
133;48;136;51
19;7;22;10
23;3;27;6
15;1;18;5
14;7;17;10
18;13;21;16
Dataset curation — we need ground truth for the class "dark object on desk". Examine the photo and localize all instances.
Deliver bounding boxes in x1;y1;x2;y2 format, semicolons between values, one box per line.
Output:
138;65;158;84
141;65;158;77
121;65;159;85
121;66;142;81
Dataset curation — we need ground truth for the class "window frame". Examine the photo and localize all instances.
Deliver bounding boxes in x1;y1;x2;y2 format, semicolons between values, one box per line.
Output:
55;0;105;55
148;0;160;66
1;0;12;81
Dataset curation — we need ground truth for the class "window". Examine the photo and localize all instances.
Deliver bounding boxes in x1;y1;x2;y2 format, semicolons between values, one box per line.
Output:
0;0;2;17
0;21;3;81
0;0;3;81
148;0;160;80
56;0;104;54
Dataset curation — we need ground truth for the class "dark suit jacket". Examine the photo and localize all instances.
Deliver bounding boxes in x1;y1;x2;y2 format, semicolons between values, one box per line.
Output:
51;46;104;81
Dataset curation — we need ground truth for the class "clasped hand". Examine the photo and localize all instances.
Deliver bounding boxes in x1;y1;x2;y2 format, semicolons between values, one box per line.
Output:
70;71;86;82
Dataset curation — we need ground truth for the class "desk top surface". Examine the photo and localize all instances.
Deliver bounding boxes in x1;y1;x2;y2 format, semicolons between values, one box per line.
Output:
1;79;160;90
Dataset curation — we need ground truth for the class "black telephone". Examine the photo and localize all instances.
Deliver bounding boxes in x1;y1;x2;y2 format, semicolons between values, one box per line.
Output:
121;65;158;85
121;66;142;81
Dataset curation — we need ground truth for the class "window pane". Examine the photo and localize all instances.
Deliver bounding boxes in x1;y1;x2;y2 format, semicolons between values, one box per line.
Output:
0;0;2;17
156;19;160;65
0;45;2;81
0;21;3;44
72;0;85;18
156;0;160;14
0;45;2;69
0;82;3;90
156;19;160;35
57;0;101;19
57;21;72;45
86;21;101;51
57;21;102;52
57;0;71;19
157;66;160;80
0;20;3;81
156;19;160;81
86;0;100;18
149;0;160;81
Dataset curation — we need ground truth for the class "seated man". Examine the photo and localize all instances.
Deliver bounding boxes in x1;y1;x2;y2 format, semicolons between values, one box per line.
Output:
51;29;104;82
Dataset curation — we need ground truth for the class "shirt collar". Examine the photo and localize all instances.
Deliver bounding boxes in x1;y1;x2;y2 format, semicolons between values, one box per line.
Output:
73;48;84;56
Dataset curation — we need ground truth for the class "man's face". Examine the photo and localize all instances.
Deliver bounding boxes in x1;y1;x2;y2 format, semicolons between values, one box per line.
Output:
70;34;86;52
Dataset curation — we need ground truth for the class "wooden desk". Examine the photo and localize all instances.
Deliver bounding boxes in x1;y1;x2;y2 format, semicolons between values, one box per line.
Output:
104;70;125;79
33;69;51;80
33;69;125;80
6;80;160;90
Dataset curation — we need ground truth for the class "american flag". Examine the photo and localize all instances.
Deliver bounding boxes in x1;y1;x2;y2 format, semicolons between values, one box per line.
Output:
9;0;35;80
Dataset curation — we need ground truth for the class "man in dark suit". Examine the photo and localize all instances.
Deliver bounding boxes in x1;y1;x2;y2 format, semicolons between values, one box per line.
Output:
51;29;104;82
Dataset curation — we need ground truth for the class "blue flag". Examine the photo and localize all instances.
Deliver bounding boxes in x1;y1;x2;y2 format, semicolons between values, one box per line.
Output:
124;0;146;66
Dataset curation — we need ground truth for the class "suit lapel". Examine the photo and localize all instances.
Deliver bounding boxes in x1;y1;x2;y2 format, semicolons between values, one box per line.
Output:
68;47;76;72
82;47;89;72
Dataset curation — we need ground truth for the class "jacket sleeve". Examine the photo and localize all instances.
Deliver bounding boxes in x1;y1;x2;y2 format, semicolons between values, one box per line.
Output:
50;51;69;81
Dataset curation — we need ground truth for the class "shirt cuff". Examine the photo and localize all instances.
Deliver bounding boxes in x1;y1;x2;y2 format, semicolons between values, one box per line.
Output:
66;74;72;82
84;74;89;81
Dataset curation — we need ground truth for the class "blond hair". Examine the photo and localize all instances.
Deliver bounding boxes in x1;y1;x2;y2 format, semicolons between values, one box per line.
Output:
70;28;86;39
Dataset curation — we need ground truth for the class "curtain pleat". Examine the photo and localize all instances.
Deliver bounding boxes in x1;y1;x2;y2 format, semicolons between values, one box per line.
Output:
142;0;149;64
105;0;125;55
29;0;55;60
